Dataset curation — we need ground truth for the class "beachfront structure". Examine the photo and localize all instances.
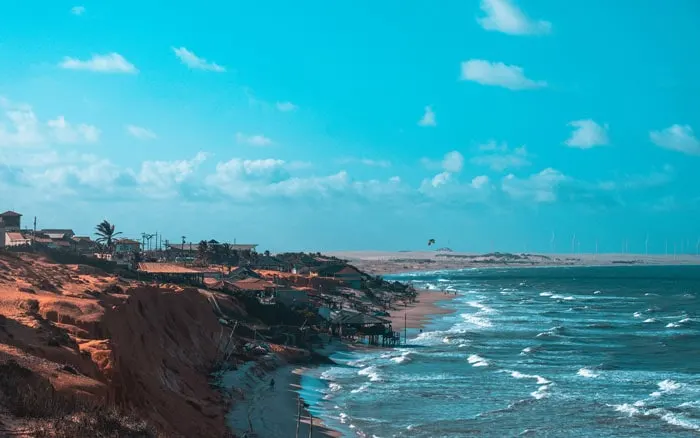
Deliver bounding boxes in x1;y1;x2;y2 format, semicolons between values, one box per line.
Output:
0;230;31;247
39;229;75;240
0;211;22;230
276;287;311;307
226;278;278;304
137;262;218;285
226;267;262;281
317;265;366;289
329;309;398;346
114;238;141;255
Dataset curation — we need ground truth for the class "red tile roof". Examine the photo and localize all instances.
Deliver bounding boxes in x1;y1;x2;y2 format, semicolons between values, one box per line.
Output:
231;278;277;291
5;232;26;241
138;263;201;274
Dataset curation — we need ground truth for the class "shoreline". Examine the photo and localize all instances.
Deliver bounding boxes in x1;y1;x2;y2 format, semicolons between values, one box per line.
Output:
387;289;458;330
225;351;344;437
326;250;700;276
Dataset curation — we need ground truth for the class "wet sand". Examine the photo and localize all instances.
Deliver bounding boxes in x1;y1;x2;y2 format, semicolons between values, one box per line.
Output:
226;358;341;437
387;289;457;330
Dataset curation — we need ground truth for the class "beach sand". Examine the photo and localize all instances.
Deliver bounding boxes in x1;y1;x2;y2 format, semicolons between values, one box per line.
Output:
326;250;700;276
387;289;457;330
226;358;341;437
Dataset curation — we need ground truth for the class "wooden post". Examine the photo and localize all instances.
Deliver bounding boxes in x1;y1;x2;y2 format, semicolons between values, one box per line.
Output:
404;301;407;346
308;410;313;438
296;395;301;438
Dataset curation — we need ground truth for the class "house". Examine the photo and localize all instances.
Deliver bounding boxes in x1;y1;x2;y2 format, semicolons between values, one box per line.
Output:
137;263;208;285
0;211;22;230
71;236;96;254
226;267;262;281
229;277;277;294
114;239;141;255
39;229;75;240
276;287;311;307
317;265;366;289
1;231;31;247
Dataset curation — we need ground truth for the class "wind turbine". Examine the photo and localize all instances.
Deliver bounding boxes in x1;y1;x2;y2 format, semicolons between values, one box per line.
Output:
550;231;556;253
665;239;669;257
696;238;699;256
645;234;649;256
571;233;576;254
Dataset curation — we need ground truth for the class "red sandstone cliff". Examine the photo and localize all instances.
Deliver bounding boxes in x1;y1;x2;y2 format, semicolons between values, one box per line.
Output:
0;252;237;437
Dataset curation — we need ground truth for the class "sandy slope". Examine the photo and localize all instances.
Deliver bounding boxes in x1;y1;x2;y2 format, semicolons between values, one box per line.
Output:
0;252;236;437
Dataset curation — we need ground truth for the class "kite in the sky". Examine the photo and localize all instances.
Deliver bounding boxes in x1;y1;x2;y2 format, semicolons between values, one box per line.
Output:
428;239;436;246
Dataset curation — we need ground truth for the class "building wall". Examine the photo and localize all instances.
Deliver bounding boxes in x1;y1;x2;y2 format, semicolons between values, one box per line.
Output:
0;216;20;229
5;234;30;247
276;289;310;306
0;228;6;247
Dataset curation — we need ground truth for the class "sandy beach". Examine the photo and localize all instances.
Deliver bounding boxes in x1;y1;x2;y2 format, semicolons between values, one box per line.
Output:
326;250;700;276
387;289;457;330
225;356;341;438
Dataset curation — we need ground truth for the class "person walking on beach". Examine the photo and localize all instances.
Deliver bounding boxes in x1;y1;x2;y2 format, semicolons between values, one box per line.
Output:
270;378;275;391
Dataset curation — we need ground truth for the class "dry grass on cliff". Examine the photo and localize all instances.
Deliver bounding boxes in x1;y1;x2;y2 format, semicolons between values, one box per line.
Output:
0;359;158;437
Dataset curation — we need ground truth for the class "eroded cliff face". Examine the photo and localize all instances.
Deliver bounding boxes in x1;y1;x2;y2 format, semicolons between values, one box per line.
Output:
101;285;229;437
0;253;236;437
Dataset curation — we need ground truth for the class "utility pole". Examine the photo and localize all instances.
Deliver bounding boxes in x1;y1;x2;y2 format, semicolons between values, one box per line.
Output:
32;216;37;247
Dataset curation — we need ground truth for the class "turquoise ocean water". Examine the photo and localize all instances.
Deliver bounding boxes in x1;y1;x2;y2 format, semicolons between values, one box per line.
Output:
298;265;700;437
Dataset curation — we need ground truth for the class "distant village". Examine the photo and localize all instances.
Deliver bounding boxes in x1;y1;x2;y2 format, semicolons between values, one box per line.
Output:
0;209;417;346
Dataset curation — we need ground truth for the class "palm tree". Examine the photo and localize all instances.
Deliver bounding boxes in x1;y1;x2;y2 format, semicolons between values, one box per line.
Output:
197;240;209;265
220;243;233;272
94;220;122;252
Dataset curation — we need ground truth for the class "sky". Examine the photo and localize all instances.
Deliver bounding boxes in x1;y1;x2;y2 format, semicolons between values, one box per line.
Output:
1;0;699;254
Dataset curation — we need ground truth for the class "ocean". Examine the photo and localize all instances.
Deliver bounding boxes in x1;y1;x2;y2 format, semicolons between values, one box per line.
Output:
298;265;700;437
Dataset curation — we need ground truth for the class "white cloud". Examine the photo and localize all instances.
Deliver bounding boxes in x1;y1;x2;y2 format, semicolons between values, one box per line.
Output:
235;132;273;147
470;175;490;189
338;157;392;168
471;142;530;171
0;105;44;147
502;168;567;203
172;47;225;72
71;6;85;15
649;124;700;155
126;125;157;140
565;119;609;149
418;106;436;127
460;59;546;90
47;116;100;144
477;0;551;35
276;102;298;112
0;100;99;148
442;151;464;173
430;172;452;188
206;158;402;201
59;53;138;74
132;152;208;198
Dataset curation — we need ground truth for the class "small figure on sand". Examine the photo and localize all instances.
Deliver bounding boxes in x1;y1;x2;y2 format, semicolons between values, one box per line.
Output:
270;378;275;391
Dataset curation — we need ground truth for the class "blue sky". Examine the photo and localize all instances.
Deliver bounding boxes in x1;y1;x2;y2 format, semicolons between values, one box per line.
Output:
1;0;699;253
